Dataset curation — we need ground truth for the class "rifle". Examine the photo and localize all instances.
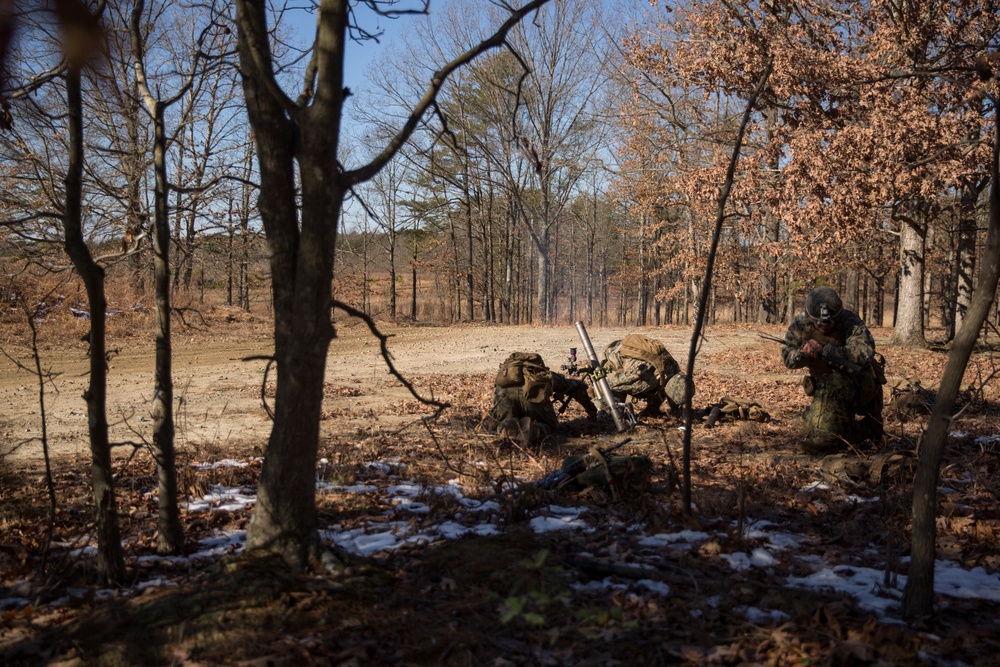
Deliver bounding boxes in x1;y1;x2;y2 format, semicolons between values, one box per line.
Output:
551;364;598;417
757;331;863;374
575;321;629;432
536;438;632;491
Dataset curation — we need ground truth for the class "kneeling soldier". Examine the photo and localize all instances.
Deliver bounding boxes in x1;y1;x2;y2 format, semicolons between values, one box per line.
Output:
781;287;886;455
484;352;595;446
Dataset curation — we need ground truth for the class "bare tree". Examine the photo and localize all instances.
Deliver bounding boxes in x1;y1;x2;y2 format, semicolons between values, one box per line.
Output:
503;0;605;323
233;0;552;568
61;0;129;584
357;135;410;320
129;0;223;555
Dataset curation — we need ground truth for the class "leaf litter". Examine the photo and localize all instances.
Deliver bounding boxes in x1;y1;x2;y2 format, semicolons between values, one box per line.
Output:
1;325;1000;665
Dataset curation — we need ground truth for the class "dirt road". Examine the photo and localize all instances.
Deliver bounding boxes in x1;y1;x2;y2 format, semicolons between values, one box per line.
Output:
0;322;791;467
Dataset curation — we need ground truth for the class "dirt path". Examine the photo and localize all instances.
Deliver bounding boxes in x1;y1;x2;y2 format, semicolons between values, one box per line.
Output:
0;322;789;467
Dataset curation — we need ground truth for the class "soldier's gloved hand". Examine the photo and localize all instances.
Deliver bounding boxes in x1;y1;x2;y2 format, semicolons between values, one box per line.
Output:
802;339;823;358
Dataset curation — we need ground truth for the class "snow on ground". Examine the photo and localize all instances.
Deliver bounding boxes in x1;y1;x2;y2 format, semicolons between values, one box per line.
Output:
4;454;1000;629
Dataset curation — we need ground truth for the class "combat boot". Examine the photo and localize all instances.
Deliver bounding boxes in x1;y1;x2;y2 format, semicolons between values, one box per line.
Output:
798;436;845;456
496;417;520;439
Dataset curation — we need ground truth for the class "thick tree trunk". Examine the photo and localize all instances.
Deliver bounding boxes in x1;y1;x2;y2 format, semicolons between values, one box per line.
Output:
889;220;927;346
236;0;332;568
236;0;552;567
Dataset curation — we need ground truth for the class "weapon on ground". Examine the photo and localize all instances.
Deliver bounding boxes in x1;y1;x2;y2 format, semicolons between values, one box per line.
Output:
575;321;628;433
757;331;863;374
536;438;632;491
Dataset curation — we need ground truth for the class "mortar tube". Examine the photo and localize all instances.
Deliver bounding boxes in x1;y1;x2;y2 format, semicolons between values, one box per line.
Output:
575;321;628;433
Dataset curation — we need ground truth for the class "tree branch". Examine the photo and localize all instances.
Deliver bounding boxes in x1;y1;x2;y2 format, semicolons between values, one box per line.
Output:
343;0;552;186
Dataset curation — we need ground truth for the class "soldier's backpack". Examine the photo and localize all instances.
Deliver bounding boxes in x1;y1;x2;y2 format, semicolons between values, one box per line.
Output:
495;352;553;404
706;396;771;424
616;334;679;384
888;377;935;419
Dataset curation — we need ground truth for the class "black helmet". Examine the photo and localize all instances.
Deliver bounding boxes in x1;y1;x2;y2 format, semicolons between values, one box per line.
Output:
805;287;842;325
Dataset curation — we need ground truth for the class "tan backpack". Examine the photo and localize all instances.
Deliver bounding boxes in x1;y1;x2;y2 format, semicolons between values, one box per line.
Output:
716;396;770;422
495;352;553;404
617;334;675;383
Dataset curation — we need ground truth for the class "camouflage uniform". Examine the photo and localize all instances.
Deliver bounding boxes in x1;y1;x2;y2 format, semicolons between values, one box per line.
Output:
781;305;885;454
485;353;595;446
551;372;598;418
487;382;559;445
599;336;691;416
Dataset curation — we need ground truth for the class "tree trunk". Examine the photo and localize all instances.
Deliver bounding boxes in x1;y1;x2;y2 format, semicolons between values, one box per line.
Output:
904;102;1000;619
955;183;981;334
236;0;552;566
149;103;183;554
844;269;859;313
63;64;127;585
536;224;551;324
226;197;236;307
889;219;927;346
130;1;183;553
464;182;475;322
636;214;648;326
757;112;781;324
411;217;419;322
235;0;336;567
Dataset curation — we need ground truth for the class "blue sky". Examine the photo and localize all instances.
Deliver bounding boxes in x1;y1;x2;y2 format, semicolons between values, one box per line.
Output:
285;2;415;95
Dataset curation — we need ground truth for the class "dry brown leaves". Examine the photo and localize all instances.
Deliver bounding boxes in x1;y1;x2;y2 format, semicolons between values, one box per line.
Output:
3;333;1000;666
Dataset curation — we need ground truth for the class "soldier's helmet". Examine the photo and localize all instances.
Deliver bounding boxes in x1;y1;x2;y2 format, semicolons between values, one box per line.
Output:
805;287;843;325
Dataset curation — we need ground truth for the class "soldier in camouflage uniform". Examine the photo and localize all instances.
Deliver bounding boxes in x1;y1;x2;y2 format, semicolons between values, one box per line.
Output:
485;352;596;446
781;287;886;455
597;334;693;417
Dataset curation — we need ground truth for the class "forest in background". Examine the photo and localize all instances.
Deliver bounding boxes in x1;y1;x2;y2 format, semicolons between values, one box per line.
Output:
2;1;998;338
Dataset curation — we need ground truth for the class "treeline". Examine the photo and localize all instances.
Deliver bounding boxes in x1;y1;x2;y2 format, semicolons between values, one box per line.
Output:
332;223;985;330
2;2;998;340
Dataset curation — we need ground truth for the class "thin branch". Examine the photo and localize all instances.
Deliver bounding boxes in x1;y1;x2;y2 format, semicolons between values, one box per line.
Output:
331;299;449;414
680;56;774;513
343;0;552;186
242;354;277;420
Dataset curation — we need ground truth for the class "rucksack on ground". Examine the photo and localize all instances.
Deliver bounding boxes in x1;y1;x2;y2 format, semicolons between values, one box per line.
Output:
818;452;915;491
888;377;935;418
711;396;771;423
